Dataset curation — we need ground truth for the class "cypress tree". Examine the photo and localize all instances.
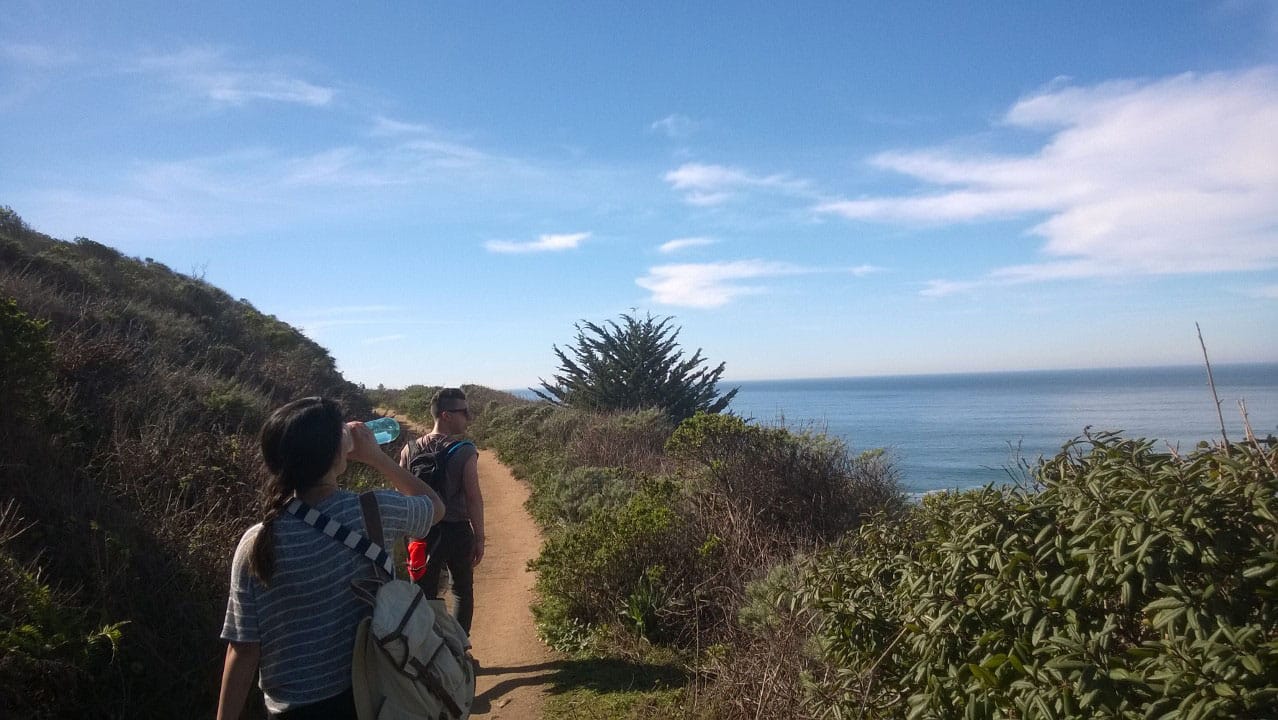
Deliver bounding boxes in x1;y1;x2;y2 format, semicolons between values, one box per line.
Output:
534;313;738;421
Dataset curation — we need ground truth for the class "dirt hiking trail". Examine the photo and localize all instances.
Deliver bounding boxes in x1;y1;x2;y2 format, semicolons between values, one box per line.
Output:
381;410;557;719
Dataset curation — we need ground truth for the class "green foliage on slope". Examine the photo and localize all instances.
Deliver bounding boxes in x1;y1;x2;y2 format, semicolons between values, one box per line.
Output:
0;207;370;718
478;398;904;720
794;434;1278;719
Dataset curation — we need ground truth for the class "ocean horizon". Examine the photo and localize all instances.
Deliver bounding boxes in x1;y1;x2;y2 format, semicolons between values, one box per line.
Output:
725;362;1277;494
509;362;1277;494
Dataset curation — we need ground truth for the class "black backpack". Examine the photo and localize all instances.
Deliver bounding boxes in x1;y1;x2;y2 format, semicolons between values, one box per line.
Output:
406;438;474;496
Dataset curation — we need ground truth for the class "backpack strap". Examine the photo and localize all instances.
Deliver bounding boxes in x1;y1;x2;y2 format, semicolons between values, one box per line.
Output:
359;492;385;547
443;440;475;462
285;497;395;578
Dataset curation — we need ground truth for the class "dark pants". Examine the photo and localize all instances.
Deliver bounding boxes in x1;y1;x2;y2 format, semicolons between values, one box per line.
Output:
417;520;475;634
271;687;356;719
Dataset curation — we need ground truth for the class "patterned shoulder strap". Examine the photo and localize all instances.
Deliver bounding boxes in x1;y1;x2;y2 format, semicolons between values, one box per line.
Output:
285;498;395;577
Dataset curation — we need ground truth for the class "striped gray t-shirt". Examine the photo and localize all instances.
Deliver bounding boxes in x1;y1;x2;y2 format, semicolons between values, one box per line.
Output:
221;490;433;713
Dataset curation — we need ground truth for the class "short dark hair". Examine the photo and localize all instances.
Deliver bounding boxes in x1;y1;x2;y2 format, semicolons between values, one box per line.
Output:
430;388;467;418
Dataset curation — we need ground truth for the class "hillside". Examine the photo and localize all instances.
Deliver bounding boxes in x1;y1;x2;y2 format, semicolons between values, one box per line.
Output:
0;207;370;717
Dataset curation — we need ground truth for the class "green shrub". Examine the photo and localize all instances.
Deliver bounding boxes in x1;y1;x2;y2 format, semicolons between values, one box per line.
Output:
527;466;641;528
203;380;269;429
669;413;905;546
797;434;1278;719
531;480;703;646
0;544;127;720
567;408;673;475
0;296;53;432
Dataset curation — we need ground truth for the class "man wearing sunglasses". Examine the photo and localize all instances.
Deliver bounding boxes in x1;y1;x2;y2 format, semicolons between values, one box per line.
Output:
399;387;485;640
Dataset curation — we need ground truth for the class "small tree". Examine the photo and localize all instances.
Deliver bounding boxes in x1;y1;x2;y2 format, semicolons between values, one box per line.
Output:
534;313;738;421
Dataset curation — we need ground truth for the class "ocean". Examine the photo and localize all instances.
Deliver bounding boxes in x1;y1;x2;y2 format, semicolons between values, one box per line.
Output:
726;363;1278;495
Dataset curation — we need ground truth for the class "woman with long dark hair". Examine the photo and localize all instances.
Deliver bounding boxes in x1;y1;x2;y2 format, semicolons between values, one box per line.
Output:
216;397;444;719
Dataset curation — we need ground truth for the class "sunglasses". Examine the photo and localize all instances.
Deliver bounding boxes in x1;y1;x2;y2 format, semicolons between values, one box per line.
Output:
444;407;471;418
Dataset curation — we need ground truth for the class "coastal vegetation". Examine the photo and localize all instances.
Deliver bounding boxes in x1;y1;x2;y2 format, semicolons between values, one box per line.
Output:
466;371;907;716
4;208;1275;719
470;398;1276;718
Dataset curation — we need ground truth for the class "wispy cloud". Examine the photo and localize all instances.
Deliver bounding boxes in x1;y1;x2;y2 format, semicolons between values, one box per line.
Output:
133;46;335;107
1249;284;1278;300
485;232;591;254
636;259;813;308
362;334;408;345
0;42;81;108
289;305;410;336
849;264;884;277
11;123;551;244
650;114;701;139
369;115;437;137
658;236;718;254
1;42;78;69
816;68;1278;288
919;279;982;298
664;162;811;206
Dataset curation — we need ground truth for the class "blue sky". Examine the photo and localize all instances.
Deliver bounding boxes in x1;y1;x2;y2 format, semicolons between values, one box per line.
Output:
3;2;1277;389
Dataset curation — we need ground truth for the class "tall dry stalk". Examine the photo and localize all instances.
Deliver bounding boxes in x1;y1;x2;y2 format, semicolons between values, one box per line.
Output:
1196;322;1229;446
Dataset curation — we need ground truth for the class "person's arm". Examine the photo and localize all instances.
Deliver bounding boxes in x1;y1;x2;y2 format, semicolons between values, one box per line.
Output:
462;453;485;566
348;422;445;524
216;641;260;720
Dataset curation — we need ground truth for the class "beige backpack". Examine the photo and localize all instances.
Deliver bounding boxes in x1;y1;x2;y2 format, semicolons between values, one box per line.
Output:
351;582;474;719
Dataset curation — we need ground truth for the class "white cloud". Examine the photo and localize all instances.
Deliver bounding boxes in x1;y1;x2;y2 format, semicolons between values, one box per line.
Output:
815;68;1278;285
1250;284;1278;300
849;264;884;277
1;42;78;69
134;46;335;107
362;334;408;345
369;115;437;137
636;259;811;308
0;42;81;108
658;237;718;254
485;232;591;254
650;114;701;139
664;162;810;206
919;279;982;298
10;127;550;244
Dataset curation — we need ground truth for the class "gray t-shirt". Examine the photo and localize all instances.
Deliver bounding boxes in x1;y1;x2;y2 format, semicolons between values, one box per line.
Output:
221;489;433;712
409;434;478;523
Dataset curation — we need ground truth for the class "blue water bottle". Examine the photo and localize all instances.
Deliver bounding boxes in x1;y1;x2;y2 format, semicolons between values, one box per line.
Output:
364;417;401;445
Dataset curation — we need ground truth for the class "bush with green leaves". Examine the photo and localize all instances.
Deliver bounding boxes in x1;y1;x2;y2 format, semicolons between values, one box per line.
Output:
527;465;642;528
668;413;905;547
566;408;674;475
534;313;738;422
531;480;704;649
796;433;1278;719
519;407;905;658
0;538;127;719
0;297;53;432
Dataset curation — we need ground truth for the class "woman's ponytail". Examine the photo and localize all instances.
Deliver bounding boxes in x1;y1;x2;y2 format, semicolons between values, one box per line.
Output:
250;475;292;585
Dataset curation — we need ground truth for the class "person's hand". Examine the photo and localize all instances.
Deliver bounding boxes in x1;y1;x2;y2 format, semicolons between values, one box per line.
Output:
472;536;485;567
345;421;383;465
